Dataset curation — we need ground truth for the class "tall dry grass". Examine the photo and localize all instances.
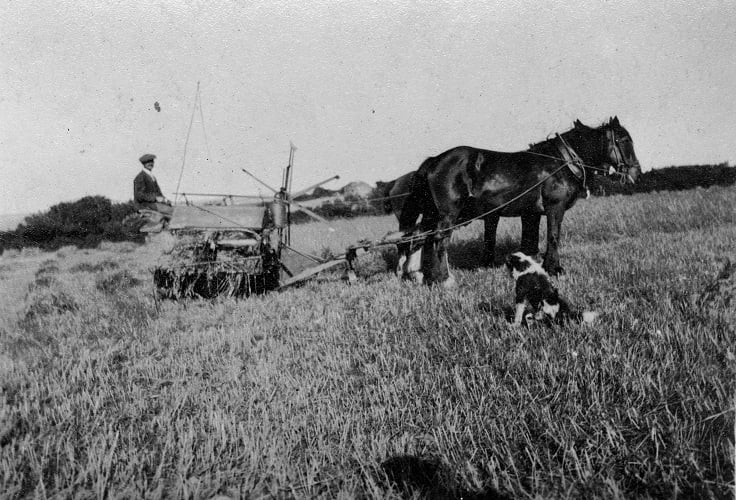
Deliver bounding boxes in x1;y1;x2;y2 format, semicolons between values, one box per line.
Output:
0;186;734;498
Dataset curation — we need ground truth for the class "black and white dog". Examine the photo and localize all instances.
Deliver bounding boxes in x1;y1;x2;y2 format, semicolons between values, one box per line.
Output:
505;252;597;326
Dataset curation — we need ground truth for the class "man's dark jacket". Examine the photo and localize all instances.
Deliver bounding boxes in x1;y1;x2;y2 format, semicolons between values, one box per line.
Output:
134;170;164;209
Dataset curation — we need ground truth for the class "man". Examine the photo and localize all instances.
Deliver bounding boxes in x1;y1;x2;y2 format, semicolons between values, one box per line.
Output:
133;153;173;231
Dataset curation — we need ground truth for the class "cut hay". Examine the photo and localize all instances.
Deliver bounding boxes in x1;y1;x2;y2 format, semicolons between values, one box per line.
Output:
22;286;80;322
153;232;279;299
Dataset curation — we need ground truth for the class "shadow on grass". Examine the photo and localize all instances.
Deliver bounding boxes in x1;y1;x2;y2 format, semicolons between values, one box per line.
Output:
376;236;523;275
448;237;520;270
477;301;516;323
70;260;120;273
380;455;511;500
310;233;526;283
95;270;142;294
34;259;59;278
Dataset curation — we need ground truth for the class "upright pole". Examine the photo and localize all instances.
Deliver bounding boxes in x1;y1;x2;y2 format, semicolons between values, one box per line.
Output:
175;82;200;205
284;142;297;245
287;142;297;193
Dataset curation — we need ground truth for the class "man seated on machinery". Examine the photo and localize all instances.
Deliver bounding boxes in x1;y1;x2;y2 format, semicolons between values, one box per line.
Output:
133;153;174;232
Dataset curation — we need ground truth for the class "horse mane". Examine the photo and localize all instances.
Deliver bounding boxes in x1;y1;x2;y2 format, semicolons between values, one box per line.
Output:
527;135;556;151
527;126;576;152
527;118;617;152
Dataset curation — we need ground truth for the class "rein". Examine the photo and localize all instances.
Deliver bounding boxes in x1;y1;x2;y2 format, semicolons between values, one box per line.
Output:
386;162;572;248
440;163;570;234
368;192;411;204
385;139;592;247
525;128;632;184
364;125;634;250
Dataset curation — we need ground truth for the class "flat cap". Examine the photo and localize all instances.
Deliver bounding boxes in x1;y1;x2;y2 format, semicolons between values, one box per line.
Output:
139;153;156;164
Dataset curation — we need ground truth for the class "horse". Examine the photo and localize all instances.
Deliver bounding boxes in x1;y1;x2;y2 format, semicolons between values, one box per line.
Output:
375;171;415;216
397;117;642;287
385;169;527;279
377;171;421;276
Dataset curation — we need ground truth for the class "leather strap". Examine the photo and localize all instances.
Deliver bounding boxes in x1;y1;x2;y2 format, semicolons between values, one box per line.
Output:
555;134;585;181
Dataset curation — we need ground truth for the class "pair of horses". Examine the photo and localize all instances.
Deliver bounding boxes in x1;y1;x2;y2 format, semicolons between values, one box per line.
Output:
384;117;641;287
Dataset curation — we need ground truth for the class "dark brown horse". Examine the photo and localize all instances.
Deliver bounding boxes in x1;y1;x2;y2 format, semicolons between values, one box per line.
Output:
375;171;415;216
398;117;641;287
385;169;522;276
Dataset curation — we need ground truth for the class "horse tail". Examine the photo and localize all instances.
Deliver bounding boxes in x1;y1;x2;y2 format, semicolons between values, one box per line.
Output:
382;179;397;213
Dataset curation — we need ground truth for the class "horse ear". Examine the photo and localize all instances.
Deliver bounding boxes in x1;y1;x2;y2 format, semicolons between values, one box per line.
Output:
612;116;620;125
574;119;582;128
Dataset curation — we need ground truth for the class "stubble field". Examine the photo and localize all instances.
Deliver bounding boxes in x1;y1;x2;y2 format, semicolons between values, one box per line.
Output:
0;186;734;499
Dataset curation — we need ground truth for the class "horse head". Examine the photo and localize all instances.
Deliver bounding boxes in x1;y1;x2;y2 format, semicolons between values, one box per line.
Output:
573;117;641;184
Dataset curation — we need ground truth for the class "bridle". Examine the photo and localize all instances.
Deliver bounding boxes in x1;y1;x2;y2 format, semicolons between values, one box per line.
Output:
528;125;635;185
602;125;637;184
390;122;638;244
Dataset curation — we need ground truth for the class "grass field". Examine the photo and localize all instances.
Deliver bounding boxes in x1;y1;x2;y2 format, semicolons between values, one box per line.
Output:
1;186;734;498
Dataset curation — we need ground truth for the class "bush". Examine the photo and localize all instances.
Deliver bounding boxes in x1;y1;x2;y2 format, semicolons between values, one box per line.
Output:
0;197;139;253
291;198;385;224
591;163;736;196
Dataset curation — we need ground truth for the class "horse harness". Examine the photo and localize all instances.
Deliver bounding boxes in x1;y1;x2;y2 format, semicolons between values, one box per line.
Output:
401;136;591;241
555;133;587;189
604;127;636;183
542;125;631;186
386;123;635;247
555;125;633;188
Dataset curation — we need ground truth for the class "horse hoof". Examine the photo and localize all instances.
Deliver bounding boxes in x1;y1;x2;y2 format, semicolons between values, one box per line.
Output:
441;274;457;289
410;271;424;285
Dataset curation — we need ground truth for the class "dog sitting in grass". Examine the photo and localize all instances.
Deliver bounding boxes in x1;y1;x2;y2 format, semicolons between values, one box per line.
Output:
505;252;597;326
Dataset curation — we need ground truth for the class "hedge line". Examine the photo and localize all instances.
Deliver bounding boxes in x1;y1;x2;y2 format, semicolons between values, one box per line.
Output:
2;164;733;253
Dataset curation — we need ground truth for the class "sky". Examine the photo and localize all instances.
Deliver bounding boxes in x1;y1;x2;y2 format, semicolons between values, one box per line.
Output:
2;0;735;215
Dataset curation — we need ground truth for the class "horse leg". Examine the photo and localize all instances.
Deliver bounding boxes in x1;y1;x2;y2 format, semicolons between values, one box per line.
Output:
421;217;455;288
396;241;408;277
520;213;541;257
437;229;456;289
482;215;500;266
543;207;565;275
400;242;424;284
396;250;406;277
396;213;424;282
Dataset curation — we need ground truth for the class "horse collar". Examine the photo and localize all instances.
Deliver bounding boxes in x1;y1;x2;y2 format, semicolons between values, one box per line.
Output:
555;134;586;185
